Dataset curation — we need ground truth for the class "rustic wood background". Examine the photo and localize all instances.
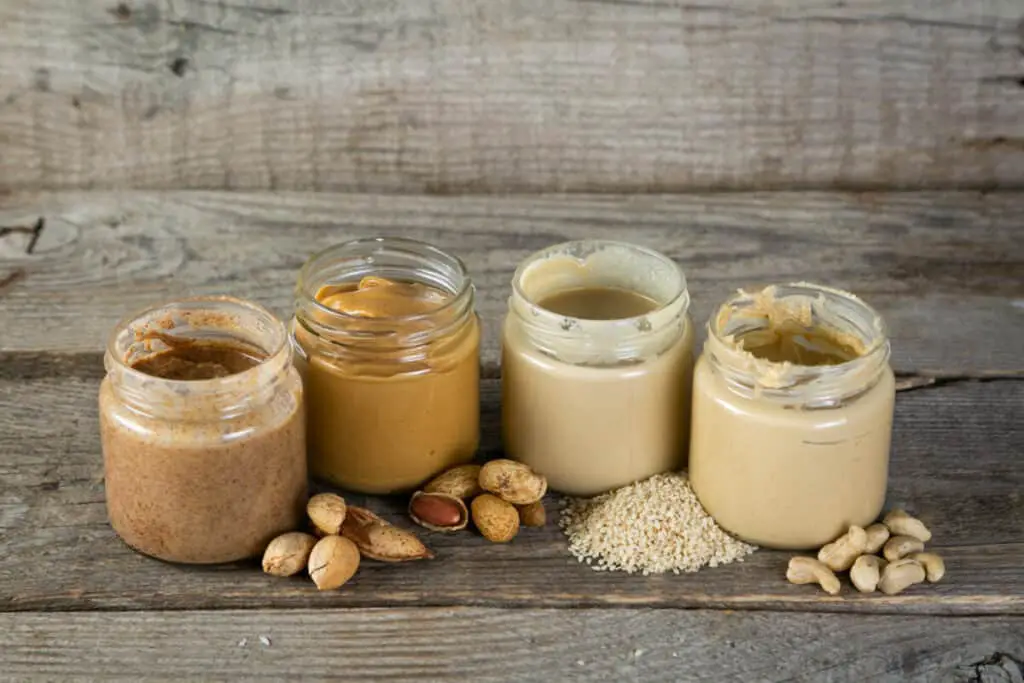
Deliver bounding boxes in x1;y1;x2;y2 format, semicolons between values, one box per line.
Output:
1;1;1022;682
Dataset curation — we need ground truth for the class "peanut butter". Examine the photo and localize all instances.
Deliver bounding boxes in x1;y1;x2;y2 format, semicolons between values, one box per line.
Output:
689;283;894;550
294;275;479;494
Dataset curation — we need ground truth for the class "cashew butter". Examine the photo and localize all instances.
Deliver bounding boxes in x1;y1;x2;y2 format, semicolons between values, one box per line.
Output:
502;241;693;496
689;283;895;550
292;238;480;494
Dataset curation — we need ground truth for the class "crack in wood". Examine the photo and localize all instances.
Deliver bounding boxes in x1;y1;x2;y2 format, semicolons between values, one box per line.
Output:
0;217;44;254
960;651;1024;682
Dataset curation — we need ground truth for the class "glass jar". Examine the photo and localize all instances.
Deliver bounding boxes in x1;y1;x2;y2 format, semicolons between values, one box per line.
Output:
502;240;694;496
292;237;480;494
99;296;307;564
689;283;895;550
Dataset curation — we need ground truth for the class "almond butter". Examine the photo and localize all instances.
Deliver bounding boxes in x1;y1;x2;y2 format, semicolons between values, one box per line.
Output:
471;493;520;543
479;459;547;505
423;464;483;499
517;501;546;528
409;491;469;532
307;492;347;535
341;506;435;562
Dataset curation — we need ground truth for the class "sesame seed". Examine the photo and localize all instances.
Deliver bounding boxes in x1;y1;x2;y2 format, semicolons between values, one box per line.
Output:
559;472;756;574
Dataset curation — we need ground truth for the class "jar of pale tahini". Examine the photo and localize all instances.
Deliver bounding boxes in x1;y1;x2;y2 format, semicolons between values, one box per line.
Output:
502;240;694;496
99;296;307;564
689;283;895;550
292;237;480;494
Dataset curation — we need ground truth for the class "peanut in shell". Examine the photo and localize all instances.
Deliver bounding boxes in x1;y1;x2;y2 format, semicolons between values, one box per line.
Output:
478;459;547;505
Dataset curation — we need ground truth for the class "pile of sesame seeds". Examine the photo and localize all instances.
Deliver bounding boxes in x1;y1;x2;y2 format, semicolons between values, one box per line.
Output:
559;472;756;575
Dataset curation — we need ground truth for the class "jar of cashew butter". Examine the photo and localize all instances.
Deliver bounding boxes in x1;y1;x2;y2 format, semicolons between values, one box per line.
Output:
502;240;694;496
292;238;480;494
99;296;307;564
689;283;895;550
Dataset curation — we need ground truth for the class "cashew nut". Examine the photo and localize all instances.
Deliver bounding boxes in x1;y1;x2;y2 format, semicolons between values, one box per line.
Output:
883;535;925;562
849;554;887;593
817;525;868;571
786;556;841;596
878;558;926;595
909;552;945;582
882;509;932;542
863;523;890;554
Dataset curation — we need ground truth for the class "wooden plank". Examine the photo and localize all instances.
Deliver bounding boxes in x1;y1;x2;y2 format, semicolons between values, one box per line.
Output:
1;609;1022;682
1;358;1021;615
1;191;1022;373
0;1;1022;192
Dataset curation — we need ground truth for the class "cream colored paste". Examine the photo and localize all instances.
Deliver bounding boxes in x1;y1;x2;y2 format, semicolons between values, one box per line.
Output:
689;284;894;549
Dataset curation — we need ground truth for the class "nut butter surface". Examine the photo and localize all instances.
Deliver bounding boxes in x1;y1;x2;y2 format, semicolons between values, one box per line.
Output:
294;256;480;494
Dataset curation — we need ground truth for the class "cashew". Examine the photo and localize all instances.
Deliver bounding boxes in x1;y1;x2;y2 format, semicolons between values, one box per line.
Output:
878;558;926;595
849;554;887;593
863;523;890;554
786;556;841;596
882;509;932;542
817;525;868;571
883;535;925;562
910;552;946;583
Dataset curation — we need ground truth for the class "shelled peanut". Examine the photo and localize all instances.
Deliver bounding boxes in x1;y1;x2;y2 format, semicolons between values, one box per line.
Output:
261;492;433;591
409;459;549;543
785;509;945;597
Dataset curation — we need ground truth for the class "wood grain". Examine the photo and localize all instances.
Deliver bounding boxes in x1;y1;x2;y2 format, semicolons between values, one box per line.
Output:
1;191;1022;373
1;608;1022;682
1;359;1020;615
0;1;1022;192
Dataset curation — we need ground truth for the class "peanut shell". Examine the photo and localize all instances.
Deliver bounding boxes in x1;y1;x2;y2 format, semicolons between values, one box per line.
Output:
517;501;546;528
409;491;469;532
423;464;483;499
479;459;547;505
472;494;520;543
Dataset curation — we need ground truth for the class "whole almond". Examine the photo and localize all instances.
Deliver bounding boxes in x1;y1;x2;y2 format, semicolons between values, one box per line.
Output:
517;501;546;528
479;459;547;505
341;506;434;562
307;492;347;535
409;491;469;532
307;535;360;590
423;464;483;499
471;493;520;543
262;532;317;577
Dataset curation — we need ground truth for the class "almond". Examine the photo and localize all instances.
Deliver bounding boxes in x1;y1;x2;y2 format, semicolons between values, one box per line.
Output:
262;532;317;577
341;506;434;562
307;535;360;590
307;492;347;535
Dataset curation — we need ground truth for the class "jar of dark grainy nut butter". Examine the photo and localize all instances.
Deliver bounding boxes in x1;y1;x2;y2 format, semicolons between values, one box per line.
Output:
99;296;307;564
292;238;480;494
502;240;694;496
689;283;895;550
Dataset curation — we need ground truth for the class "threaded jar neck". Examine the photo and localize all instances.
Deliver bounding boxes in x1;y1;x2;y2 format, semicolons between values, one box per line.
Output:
104;296;293;420
508;240;690;366
704;282;891;407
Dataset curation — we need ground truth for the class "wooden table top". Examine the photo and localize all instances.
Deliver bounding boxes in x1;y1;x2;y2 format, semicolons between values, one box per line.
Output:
1;191;1021;682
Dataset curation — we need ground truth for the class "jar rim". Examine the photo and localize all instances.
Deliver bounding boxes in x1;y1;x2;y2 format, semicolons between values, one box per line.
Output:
705;282;891;402
297;237;472;325
105;294;289;389
511;239;690;328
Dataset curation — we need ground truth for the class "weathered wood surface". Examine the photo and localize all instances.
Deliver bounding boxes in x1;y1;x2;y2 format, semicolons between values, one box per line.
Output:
1;1;1023;192
1;354;1020;615
1;191;1022;374
1;609;1022;682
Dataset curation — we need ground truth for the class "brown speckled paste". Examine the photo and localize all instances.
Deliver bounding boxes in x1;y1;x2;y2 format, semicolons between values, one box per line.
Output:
100;299;307;565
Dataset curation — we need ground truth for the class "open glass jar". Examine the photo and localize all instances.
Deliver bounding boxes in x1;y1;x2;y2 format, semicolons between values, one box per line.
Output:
292;237;480;494
689;283;895;550
99;296;307;564
501;240;694;496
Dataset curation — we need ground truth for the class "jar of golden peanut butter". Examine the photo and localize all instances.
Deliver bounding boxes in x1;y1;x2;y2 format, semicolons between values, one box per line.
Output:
99;296;307;564
502;240;694;496
292;238;480;494
689;283;895;550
